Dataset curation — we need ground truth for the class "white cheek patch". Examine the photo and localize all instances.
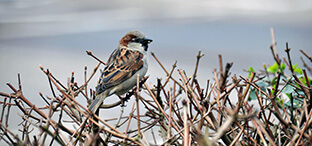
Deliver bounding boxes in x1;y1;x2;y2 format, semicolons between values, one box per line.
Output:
127;43;144;52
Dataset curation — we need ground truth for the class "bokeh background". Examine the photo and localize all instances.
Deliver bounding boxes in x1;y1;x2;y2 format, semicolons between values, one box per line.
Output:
0;0;312;144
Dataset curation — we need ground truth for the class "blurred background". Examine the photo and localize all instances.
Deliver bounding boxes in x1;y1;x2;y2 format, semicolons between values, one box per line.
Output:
0;0;311;144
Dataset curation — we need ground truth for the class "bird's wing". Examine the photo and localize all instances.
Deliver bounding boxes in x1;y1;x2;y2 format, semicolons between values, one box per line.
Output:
96;47;144;94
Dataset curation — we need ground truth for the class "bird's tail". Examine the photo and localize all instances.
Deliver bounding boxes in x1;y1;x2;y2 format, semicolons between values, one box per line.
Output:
88;93;107;113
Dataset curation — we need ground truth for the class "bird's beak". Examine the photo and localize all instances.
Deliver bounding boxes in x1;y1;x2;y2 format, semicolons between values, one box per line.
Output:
144;38;153;44
142;38;152;51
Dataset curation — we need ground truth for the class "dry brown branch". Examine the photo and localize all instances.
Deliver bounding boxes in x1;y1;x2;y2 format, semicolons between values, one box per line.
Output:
1;30;312;145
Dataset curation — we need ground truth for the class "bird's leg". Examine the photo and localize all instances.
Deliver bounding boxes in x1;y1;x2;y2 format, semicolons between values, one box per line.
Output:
117;95;125;107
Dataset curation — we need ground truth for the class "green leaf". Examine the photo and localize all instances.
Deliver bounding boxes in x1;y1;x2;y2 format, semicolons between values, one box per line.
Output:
271;77;278;87
257;82;268;90
294;90;305;97
291;64;303;75
294;67;303;75
280;63;286;71
282;85;295;94
263;77;271;82
276;98;284;105
292;64;298;69
284;98;302;108
258;81;268;96
267;62;279;73
248;82;268;101
302;76;312;86
248;88;258;101
248;67;255;78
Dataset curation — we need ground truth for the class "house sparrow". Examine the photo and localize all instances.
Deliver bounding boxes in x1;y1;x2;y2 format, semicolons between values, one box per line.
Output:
89;31;152;113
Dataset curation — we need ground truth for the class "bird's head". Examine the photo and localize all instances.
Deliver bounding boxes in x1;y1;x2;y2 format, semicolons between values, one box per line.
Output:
119;31;153;52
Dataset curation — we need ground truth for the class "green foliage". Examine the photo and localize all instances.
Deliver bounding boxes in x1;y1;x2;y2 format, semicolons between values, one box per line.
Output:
248;52;310;111
267;62;279;73
267;62;285;73
283;93;302;108
248;67;255;78
248;81;267;101
302;76;311;86
282;84;295;94
248;88;257;101
281;63;286;71
292;64;303;75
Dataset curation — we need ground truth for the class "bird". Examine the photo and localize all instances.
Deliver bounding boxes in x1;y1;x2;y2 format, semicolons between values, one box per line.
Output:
89;31;152;113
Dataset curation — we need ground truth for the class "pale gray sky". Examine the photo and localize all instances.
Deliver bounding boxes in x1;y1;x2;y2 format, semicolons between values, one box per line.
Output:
0;0;311;39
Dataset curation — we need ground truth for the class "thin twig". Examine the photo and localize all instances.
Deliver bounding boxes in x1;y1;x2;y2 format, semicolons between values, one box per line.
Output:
86;50;106;65
300;49;312;62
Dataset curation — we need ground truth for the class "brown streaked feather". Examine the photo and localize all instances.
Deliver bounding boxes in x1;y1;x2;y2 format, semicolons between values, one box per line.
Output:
119;34;136;47
96;48;144;94
106;47;121;65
